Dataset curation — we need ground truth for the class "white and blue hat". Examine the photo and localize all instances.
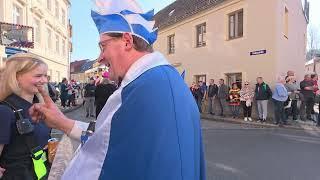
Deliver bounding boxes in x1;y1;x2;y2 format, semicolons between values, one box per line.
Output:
91;0;158;44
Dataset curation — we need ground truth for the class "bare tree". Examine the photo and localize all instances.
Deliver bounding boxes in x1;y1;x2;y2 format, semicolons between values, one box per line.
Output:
308;25;320;72
308;25;320;55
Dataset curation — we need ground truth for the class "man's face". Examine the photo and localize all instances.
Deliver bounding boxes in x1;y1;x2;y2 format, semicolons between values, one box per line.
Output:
219;80;223;85
257;78;263;84
98;34;124;82
287;71;294;76
305;75;311;81
210;79;214;85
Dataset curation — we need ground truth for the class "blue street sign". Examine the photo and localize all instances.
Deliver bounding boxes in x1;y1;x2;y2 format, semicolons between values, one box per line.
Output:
5;47;27;55
250;50;267;56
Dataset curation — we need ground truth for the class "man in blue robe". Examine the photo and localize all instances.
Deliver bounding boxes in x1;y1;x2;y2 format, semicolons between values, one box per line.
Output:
30;0;206;179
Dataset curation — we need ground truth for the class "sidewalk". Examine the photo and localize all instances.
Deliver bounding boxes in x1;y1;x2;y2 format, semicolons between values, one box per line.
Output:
55;98;84;113
201;113;320;131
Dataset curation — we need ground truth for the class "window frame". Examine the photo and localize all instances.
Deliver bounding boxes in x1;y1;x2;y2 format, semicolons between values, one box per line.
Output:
61;8;66;26
46;28;52;50
47;0;52;11
55;0;59;18
167;34;175;54
33;18;41;43
55;34;60;54
12;3;23;24
196;23;206;47
228;9;243;40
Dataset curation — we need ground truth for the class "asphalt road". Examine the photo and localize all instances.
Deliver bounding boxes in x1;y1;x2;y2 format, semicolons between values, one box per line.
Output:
202;120;320;180
56;107;320;180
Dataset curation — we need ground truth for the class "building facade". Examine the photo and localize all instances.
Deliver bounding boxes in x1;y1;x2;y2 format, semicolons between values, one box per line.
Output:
0;0;72;83
154;0;309;88
305;56;320;74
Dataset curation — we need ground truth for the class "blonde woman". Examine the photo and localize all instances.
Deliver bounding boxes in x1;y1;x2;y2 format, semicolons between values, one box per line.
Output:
0;53;50;179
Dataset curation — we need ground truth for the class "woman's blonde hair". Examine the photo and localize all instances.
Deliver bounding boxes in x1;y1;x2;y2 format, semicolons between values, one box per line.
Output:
0;53;47;101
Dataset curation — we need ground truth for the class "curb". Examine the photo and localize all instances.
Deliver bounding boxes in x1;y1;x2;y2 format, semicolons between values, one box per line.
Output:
201;114;320;131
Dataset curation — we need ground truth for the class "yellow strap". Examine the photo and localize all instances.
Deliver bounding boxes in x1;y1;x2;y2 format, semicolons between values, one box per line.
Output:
32;150;47;180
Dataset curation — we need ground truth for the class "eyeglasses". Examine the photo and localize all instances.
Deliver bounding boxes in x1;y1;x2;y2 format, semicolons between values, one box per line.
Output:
98;38;116;52
245;84;249;85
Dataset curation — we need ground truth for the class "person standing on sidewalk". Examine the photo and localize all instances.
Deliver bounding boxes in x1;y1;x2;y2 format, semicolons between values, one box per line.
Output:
284;76;300;120
193;84;203;113
207;79;218;115
255;77;272;122
311;74;318;121
95;72;117;118
240;81;254;122
229;83;241;118
272;76;289;126
300;74;315;121
217;79;229;117
84;78;96;117
60;78;69;109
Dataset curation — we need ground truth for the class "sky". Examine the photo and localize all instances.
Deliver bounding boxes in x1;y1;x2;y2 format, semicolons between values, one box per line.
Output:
70;0;320;61
70;0;175;61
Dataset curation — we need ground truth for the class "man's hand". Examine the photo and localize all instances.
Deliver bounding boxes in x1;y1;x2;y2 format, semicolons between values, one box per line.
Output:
29;87;75;135
0;166;5;178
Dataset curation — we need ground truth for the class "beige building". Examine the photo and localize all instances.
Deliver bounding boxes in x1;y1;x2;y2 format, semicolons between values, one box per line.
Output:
0;0;72;83
154;0;309;87
305;56;320;74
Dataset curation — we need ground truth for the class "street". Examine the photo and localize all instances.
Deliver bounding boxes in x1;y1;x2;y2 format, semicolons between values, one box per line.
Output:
60;106;320;180
202;120;320;180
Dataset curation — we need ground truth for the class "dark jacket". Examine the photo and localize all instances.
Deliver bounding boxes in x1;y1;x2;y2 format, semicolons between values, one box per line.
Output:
300;80;314;99
95;83;117;118
217;84;229;99
255;82;272;100
84;84;96;97
60;83;68;100
207;84;218;97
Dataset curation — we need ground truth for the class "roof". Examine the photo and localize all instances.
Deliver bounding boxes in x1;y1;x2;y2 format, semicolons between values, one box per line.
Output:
154;0;226;30
70;60;88;73
305;59;314;66
79;60;96;73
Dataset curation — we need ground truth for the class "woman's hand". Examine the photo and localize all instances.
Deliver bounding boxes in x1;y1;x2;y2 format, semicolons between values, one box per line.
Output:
0;166;5;178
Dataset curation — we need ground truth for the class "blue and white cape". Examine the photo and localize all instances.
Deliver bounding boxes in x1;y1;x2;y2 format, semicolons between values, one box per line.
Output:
61;52;206;180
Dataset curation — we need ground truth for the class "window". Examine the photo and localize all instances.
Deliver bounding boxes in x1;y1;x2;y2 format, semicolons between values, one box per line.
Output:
33;18;41;43
226;73;242;89
13;4;22;24
196;23;206;47
47;0;51;11
168;34;175;54
284;7;288;38
61;9;66;26
48;69;52;78
55;0;59;18
56;71;60;82
195;75;206;84
228;9;243;39
62;39;66;57
55;34;60;54
46;28;52;49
